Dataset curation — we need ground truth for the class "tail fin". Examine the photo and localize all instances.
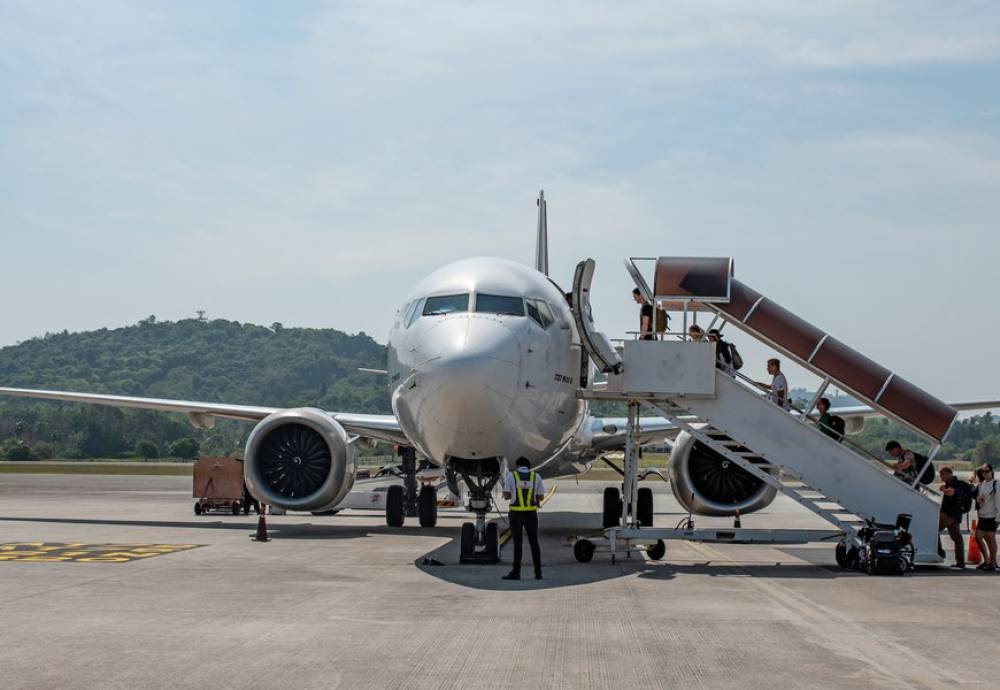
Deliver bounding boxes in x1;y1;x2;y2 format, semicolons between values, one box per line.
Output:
535;190;549;276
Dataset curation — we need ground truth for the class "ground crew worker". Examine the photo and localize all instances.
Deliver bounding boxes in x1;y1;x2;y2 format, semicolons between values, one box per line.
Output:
502;457;545;580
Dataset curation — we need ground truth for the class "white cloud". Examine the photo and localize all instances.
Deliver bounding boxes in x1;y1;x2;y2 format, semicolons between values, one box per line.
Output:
1;0;999;400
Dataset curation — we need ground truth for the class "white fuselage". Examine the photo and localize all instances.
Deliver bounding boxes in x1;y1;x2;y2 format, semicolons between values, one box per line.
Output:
387;258;587;472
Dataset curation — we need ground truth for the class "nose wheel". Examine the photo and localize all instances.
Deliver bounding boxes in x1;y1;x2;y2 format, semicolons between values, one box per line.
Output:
451;458;502;564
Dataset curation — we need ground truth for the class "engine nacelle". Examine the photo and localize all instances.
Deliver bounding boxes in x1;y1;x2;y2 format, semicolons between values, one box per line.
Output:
844;416;865;435
667;431;778;516
244;408;356;512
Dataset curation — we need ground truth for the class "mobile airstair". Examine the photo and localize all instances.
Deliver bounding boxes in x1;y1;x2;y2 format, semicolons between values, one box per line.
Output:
571;257;956;565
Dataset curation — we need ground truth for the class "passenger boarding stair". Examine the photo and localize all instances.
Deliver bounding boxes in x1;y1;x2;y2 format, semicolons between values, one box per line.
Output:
574;256;956;564
646;371;942;561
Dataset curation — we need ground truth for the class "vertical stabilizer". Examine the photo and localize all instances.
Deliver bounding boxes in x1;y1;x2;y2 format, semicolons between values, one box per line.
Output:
535;190;549;276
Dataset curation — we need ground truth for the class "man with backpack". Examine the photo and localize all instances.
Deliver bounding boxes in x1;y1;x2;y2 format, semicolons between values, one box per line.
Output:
707;328;742;376
886;440;935;486
938;466;971;569
815;397;845;442
631;289;669;341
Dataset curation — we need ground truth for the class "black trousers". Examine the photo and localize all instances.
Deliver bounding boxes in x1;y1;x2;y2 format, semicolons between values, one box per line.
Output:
509;511;541;575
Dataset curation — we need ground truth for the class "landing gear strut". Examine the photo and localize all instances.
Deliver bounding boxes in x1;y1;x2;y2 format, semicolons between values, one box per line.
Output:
400;446;419;518
451;458;502;564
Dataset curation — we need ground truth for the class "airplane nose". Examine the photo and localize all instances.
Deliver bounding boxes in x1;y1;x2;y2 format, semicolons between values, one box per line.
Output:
415;317;522;436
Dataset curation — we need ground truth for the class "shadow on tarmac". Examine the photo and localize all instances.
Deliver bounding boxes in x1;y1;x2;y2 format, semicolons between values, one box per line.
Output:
409;510;866;591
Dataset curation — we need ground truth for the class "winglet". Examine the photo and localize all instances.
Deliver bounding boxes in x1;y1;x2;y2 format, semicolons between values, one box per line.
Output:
535;190;549;276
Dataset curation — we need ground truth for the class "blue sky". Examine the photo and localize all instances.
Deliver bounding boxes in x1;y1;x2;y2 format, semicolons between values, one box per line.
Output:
1;1;999;400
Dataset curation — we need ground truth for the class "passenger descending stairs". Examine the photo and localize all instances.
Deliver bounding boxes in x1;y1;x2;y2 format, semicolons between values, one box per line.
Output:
646;371;943;562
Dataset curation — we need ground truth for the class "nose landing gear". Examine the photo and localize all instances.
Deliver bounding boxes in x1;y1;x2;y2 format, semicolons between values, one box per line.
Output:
451;458;502;564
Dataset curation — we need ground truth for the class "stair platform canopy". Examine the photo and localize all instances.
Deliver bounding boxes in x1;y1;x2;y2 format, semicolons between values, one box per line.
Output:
634;255;958;446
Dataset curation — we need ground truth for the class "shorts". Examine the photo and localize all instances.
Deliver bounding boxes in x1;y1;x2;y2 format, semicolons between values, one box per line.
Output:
977;517;998;533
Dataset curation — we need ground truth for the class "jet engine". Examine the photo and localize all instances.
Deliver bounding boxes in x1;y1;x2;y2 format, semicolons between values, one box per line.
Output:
244;408;356;512
667;431;778;516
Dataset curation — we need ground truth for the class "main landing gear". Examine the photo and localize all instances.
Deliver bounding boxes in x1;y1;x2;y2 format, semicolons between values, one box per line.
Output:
385;447;438;528
599;453;655;529
451;458;502;564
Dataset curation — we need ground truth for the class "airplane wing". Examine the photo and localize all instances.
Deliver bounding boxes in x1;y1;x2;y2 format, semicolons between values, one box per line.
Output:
588;416;682;452
831;399;1000;418
0;387;407;446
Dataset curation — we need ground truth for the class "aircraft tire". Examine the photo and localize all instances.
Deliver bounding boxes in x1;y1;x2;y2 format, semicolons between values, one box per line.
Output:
602;487;620;528
460;522;475;558
386;485;405;527
418;485;438;527
485;521;499;559
637;487;654;527
231;502;241;516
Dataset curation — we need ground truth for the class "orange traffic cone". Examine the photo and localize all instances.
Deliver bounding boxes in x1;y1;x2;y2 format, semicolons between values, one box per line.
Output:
967;520;981;565
253;505;270;542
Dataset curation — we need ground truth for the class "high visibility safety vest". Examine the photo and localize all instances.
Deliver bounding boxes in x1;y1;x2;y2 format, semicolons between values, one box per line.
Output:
509;470;538;512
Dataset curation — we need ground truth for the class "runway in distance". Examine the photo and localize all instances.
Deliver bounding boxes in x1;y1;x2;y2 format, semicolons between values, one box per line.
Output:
2;192;998;559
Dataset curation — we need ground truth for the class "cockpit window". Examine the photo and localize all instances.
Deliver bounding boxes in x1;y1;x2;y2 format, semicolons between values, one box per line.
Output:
422;294;469;316
526;298;555;328
526;300;543;326
475;294;525;316
405;299;423;327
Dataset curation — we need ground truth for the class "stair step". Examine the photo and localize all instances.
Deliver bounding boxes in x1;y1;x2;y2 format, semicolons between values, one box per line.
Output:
648;399;933;551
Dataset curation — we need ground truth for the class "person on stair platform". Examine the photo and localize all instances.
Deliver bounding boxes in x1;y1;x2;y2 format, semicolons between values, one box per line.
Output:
885;440;935;486
814;397;844;441
937;466;968;569
632;288;654;341
758;358;789;409
688;324;705;342
973;464;998;572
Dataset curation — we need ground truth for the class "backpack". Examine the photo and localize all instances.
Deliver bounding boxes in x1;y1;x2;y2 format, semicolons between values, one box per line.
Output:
654;307;669;333
955;480;974;515
913;452;934;485
829;415;846;439
728;343;744;370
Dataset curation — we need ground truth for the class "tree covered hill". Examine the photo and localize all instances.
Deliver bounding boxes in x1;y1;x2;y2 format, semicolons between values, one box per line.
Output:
0;318;997;465
0;318;390;459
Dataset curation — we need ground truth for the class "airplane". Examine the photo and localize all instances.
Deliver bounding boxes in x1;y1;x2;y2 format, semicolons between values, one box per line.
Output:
2;191;998;563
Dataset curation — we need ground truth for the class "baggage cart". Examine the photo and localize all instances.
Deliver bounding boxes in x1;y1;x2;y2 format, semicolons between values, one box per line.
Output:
192;456;246;515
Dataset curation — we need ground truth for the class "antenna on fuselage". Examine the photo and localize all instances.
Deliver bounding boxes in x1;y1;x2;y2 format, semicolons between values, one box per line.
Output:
535;190;549;276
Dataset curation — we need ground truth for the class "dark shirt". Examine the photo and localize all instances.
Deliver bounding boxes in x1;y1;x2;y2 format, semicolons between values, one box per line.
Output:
940;477;963;520
816;412;838;440
639;304;654;340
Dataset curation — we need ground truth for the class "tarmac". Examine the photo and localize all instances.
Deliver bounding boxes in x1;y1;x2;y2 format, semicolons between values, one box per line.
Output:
1;472;998;690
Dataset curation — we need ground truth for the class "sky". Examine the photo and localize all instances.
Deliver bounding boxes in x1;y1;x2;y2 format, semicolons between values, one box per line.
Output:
1;1;999;401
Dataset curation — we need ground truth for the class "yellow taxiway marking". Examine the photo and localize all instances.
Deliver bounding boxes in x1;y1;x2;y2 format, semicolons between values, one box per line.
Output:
0;542;201;563
499;485;558;547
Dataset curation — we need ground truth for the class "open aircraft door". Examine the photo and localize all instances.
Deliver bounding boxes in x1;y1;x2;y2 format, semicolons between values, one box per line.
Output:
572;259;623;375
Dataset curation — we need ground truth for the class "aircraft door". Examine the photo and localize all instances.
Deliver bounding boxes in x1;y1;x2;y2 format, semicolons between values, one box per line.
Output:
572;259;623;375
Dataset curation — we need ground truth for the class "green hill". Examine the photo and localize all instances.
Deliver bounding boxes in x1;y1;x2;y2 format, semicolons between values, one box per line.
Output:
1;318;997;465
0;318;389;460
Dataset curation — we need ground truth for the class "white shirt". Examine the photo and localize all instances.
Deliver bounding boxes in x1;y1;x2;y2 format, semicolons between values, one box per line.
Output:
977;479;999;519
770;372;789;408
504;470;546;505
